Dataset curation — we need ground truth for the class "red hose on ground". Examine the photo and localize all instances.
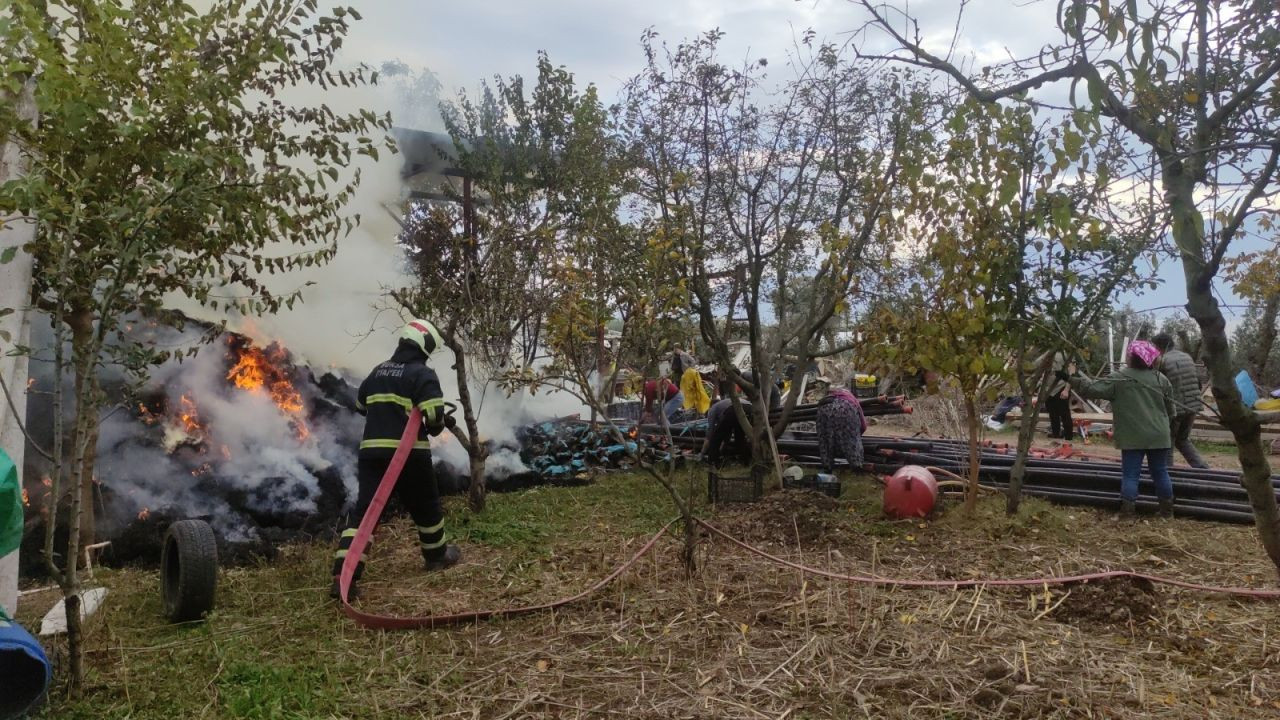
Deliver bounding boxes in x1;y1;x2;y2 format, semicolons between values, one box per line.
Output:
337;411;1279;631
695;519;1280;598
337;409;675;629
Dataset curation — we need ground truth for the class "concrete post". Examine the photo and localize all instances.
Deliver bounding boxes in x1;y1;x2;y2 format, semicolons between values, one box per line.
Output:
0;78;38;617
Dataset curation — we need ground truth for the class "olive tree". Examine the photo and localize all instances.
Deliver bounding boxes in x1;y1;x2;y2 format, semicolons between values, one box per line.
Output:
0;0;389;692
394;54;624;511
622;30;925;484
859;0;1280;570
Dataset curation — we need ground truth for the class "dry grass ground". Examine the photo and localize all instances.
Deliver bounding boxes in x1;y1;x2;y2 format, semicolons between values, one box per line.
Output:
18;467;1280;719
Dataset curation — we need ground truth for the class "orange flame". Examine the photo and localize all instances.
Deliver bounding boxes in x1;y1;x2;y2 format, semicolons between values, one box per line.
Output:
21;487;29;506
137;507;150;521
176;394;205;437
138;402;160;425
226;343;310;440
41;475;51;487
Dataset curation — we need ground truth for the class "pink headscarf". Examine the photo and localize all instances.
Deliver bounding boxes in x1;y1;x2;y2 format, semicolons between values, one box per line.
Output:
1128;340;1161;368
828;388;868;432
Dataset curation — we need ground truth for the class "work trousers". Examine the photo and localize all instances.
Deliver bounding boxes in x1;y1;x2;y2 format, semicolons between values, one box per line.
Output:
1120;448;1174;502
816;401;864;473
1045;395;1074;440
1168;413;1208;468
332;452;446;580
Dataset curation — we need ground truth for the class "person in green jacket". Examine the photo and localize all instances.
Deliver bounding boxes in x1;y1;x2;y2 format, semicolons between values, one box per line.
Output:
1069;340;1176;517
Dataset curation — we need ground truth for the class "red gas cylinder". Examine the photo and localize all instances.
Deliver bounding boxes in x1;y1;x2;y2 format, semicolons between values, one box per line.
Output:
883;465;938;519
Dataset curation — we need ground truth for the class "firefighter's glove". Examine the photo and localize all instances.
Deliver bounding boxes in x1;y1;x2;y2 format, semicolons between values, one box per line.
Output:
443;414;457;430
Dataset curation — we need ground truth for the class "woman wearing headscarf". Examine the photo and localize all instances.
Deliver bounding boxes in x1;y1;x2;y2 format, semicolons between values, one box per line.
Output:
814;377;867;474
1069;340;1177;517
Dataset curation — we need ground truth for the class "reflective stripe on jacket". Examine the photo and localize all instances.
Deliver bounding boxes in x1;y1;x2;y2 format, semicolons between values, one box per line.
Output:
357;344;446;457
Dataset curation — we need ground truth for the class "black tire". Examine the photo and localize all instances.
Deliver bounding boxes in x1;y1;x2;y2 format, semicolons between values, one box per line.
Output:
160;519;218;623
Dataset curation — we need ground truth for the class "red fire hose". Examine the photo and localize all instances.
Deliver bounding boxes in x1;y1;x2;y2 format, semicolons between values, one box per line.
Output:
695;520;1280;598
338;411;1280;631
336;409;675;629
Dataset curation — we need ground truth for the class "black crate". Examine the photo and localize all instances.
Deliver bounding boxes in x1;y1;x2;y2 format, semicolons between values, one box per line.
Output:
781;472;842;498
604;400;643;422
708;468;763;504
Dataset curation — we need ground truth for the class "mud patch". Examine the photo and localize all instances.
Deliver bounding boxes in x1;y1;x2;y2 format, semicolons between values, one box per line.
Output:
1056;576;1158;626
714;489;841;545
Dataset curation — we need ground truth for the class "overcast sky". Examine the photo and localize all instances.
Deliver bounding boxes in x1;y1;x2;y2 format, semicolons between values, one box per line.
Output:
335;0;1255;330
342;0;1062;101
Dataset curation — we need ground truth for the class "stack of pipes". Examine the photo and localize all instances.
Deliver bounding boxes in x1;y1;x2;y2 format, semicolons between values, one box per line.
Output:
645;423;1274;523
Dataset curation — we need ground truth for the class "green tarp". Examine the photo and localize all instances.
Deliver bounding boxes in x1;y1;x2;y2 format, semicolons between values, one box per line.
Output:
0;448;21;557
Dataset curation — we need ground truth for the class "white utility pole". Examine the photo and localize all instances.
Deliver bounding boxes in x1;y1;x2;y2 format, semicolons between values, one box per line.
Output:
0;77;38;617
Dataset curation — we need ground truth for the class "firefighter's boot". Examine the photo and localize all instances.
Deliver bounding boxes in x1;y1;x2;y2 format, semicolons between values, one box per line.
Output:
424;544;461;572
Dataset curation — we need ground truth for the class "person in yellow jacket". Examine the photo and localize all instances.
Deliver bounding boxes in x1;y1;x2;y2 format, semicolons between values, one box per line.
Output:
680;366;710;414
670;346;710;415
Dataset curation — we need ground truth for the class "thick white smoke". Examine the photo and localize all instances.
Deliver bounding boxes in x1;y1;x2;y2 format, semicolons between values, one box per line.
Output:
95;338;362;542
162;8;589;489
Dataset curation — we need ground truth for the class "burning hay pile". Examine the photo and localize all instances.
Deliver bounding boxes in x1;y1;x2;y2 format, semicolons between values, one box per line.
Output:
21;329;366;568
19;322;671;570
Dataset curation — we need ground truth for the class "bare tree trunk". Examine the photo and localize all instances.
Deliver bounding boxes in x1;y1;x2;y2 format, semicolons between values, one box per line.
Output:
466;451;485;511
69;308;97;549
1251;294;1279;382
1166;168;1280;575
1007;365;1054;515
62;376;90;696
680;514;697;575
446;336;488;512
963;394;981;513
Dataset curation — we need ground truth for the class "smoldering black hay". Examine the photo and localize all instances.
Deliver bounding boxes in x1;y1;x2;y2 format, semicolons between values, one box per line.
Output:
15;318;598;572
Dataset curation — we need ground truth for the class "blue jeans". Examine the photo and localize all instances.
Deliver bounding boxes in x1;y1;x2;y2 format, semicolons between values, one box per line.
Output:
662;392;684;421
1120;448;1173;502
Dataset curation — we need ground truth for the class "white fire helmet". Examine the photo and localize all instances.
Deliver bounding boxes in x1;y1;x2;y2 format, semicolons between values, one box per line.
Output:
401;319;444;356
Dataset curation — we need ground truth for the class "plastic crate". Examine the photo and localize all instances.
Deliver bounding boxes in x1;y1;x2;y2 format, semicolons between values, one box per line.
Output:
781;472;842;498
708;468;763;504
604;400;643;422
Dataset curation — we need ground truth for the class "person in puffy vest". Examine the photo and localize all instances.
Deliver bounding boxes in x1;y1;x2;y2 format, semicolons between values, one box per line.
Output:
331;319;459;600
1152;333;1209;468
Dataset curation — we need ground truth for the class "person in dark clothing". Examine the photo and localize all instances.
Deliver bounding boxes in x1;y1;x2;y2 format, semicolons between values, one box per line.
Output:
330;319;459;600
740;369;781;411
670;346;697;382
991;396;1023;423
1046;352;1075;440
702;397;751;465
1152;333;1209;468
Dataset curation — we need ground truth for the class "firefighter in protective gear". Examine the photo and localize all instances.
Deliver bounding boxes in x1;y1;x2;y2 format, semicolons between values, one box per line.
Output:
330;319;460;600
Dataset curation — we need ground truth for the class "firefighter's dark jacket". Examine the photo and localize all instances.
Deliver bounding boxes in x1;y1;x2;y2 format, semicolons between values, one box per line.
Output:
356;340;446;457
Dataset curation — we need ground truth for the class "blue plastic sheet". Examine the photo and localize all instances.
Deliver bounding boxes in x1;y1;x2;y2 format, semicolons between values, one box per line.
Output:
0;613;50;718
1236;370;1259;408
